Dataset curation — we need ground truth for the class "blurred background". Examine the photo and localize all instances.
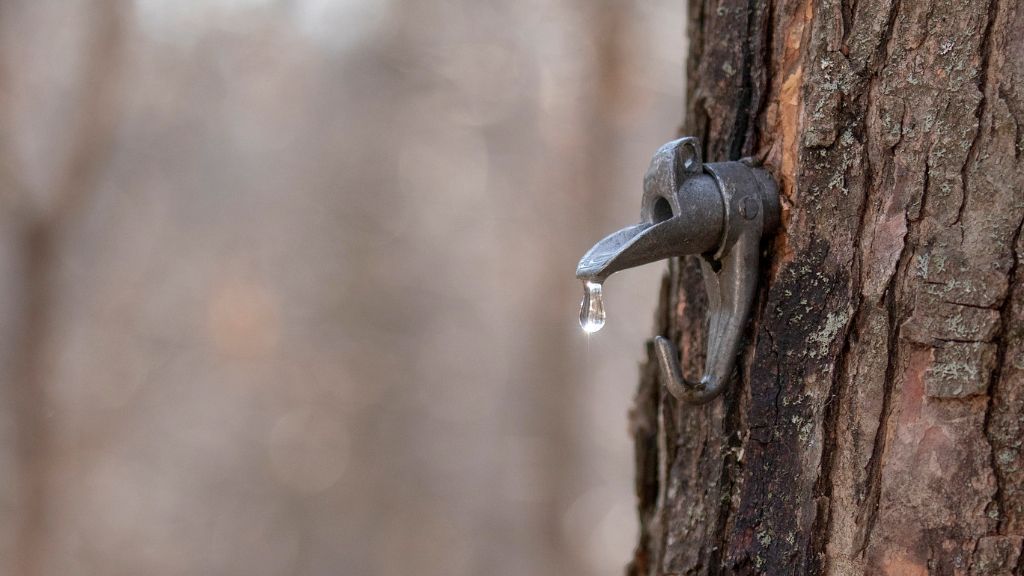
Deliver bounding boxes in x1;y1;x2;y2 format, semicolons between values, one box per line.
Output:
0;0;683;574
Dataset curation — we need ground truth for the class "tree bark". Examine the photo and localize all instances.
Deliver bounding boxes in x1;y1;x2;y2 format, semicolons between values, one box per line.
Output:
629;0;1024;574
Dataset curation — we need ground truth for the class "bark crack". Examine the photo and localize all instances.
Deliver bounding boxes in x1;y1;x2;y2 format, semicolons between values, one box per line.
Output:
851;0;906;556
810;112;878;574
999;83;1023;162
985;213;1024;534
811;303;860;575
956;0;1000;228
727;0;760;160
856;285;899;558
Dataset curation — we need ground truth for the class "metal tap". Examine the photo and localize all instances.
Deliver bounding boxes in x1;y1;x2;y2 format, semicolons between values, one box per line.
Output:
576;137;780;403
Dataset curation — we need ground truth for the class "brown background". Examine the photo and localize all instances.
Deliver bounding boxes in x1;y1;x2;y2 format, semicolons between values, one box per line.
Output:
0;1;684;574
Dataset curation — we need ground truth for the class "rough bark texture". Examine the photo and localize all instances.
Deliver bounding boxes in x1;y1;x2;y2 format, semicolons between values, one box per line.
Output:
629;0;1024;574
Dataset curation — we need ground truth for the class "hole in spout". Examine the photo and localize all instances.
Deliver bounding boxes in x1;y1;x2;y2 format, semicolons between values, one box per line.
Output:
652;197;673;223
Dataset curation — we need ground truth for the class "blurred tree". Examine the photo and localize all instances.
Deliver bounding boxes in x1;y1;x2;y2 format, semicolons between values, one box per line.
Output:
1;1;127;574
0;1;678;575
630;0;1023;574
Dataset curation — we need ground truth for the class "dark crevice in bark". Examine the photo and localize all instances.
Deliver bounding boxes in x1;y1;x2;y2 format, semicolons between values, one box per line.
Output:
727;0;759;160
808;0;903;561
767;316;783;432
957;0;1000;228
985;214;1024;534
810;324;850;576
940;299;1002;311
810;304;861;575
920;157;932;225
686;0;708;145
856;281;900;558
856;123;923;557
876;0;904;71
1001;83;1023;161
935;337;999;345
706;417;739;576
851;0;909;552
747;0;772;158
839;0;854;50
656;396;675;573
970;0;1017;543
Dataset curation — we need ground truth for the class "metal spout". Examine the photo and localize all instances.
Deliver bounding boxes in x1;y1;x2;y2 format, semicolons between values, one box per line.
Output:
575;214;719;284
576;138;725;283
573;136;780;404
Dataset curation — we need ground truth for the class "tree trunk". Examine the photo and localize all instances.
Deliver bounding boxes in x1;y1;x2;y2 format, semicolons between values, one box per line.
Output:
629;0;1024;574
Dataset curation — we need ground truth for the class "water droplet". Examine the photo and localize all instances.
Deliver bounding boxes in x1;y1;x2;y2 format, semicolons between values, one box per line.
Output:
579;281;605;333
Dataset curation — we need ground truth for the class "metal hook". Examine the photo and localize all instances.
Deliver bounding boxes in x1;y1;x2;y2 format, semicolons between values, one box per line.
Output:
575;137;779;404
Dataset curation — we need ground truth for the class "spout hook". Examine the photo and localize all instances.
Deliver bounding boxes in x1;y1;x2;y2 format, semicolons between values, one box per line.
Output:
654;150;778;404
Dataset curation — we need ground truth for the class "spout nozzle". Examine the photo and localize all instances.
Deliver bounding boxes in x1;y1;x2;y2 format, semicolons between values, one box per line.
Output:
575;223;651;283
576;212;722;283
